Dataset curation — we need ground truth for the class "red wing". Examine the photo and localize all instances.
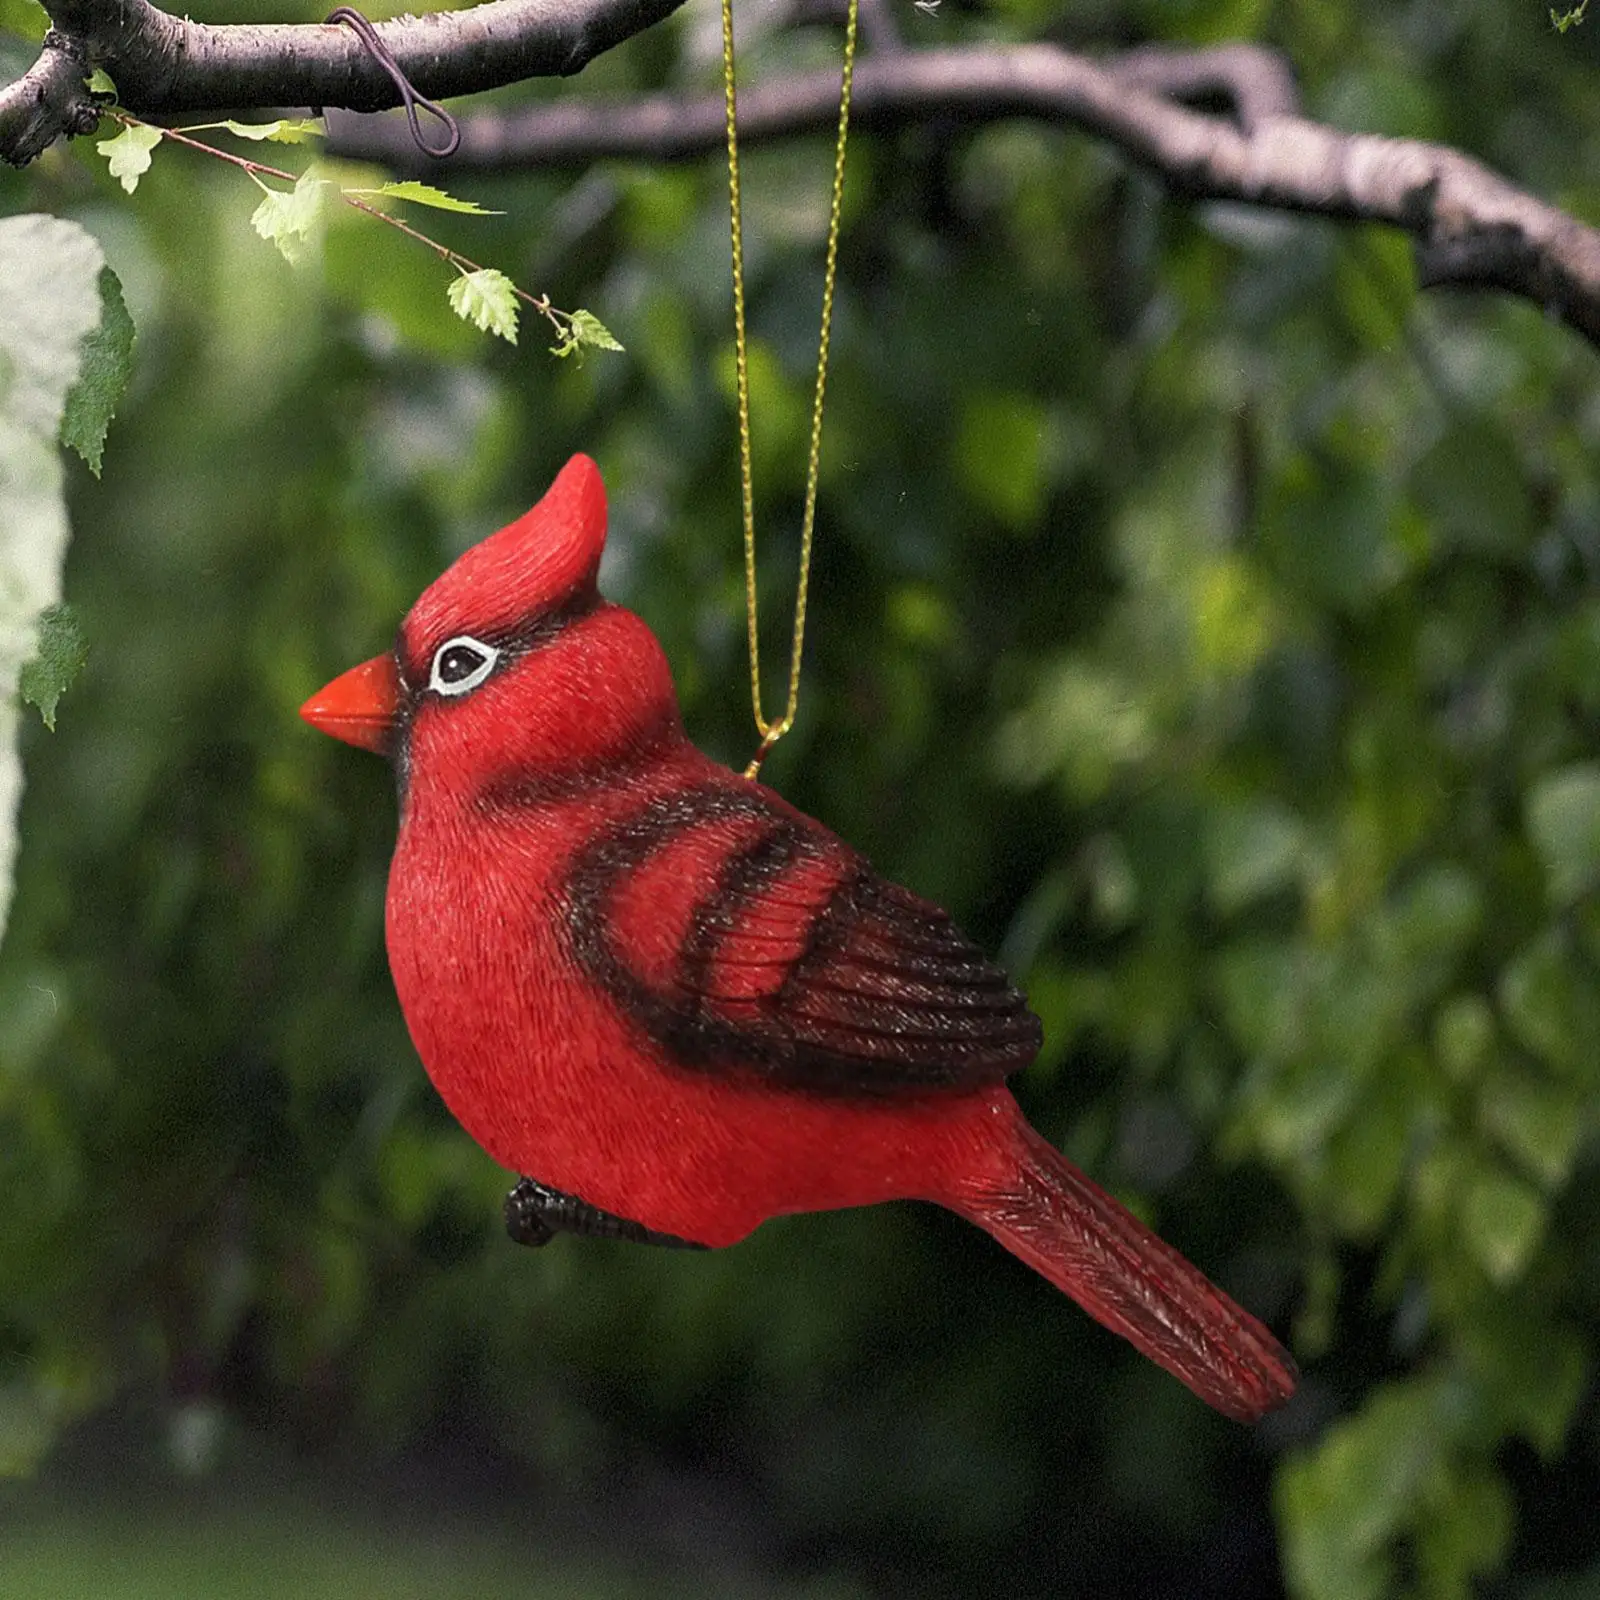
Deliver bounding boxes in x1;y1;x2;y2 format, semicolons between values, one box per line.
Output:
570;784;1042;1095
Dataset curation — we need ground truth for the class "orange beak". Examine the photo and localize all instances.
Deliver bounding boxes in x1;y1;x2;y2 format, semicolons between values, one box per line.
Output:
300;653;401;754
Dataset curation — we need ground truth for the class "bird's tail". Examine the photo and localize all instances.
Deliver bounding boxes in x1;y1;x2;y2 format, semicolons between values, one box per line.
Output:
951;1117;1297;1422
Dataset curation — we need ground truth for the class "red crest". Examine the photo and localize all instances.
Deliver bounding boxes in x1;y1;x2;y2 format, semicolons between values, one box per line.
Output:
402;454;608;667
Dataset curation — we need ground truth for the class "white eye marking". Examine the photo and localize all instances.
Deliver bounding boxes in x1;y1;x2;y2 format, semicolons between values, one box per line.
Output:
428;634;500;697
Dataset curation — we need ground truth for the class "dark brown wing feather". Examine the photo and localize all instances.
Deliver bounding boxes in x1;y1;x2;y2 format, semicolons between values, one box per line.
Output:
737;870;1041;1091
566;783;1042;1096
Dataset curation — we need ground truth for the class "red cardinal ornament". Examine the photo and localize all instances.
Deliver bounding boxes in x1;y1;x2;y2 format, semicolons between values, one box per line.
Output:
302;455;1296;1422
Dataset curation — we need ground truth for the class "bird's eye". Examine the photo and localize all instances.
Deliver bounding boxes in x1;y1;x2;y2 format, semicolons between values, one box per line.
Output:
428;635;500;697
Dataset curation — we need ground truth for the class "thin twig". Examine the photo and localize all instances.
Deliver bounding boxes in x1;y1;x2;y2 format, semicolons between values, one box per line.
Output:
109;112;570;337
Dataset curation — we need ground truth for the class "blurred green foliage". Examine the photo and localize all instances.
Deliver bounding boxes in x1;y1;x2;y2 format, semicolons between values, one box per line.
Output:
4;0;1600;1596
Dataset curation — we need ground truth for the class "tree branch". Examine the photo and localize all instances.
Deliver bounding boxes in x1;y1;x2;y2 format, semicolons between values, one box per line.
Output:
1;0;692;166
0;30;102;165
1109;42;1299;133
6;0;1599;355
321;40;1600;352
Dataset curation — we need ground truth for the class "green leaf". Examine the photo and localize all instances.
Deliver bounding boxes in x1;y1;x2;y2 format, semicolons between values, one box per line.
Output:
352;181;503;215
1499;929;1600;1082
18;603;88;731
0;1380;61;1476
0;0;47;46
1203;798;1303;916
994;659;1153;799
1279;1373;1515;1600
1370;865;1485;1018
59;267;135;477
1462;1304;1587;1458
1461;1161;1546;1284
1321;1056;1417;1236
1408;419;1533;558
1526;762;1600;904
553;308;625;359
447;268;519;344
1434;993;1495;1085
1277;1380;1443;1600
250;173;336;266
1192;554;1278;676
1477;1073;1588;1189
1415;1464;1514;1599
95;123;162;195
173;118;323;143
955;390;1050;530
1260;456;1405;612
219;117;323;144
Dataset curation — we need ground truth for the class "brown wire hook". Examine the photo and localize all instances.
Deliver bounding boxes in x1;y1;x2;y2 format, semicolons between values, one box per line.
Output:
326;6;460;159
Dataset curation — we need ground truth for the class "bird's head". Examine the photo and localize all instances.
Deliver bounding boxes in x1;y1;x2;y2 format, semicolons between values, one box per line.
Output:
302;453;680;808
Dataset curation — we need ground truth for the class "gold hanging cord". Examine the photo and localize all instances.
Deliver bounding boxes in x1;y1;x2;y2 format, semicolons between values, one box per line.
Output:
723;0;859;778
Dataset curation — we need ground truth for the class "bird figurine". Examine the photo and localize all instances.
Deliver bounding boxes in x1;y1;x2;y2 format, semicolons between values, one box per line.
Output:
301;454;1296;1422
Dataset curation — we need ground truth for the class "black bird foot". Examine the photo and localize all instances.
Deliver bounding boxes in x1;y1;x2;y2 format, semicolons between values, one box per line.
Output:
504;1177;708;1250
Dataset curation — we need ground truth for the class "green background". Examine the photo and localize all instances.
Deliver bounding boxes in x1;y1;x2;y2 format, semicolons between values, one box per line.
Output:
4;0;1600;1595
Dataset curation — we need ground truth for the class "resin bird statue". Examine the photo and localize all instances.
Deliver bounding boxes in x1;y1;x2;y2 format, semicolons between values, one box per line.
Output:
301;454;1296;1422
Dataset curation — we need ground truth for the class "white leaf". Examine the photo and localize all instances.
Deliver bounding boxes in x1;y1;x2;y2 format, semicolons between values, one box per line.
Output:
0;217;106;944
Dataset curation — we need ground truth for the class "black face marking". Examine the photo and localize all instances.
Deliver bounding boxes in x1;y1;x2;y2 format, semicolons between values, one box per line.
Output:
565;786;777;998
390;643;420;811
471;703;681;817
773;863;869;1006
565;786;810;1078
675;821;815;1004
463;588;598;681
563;784;1039;1097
